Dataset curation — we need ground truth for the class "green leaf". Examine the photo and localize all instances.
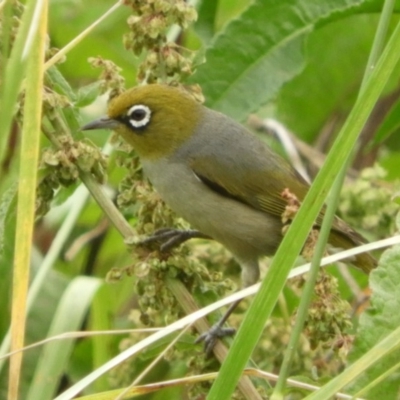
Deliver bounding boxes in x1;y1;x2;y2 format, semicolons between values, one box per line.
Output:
52;183;80;207
194;0;219;43
16;266;70;400
0;184;17;336
0;0;41;166
380;150;400;180
46;66;82;135
48;1;136;86
26;276;102;400
0;184;17;262
372;96;400;145
276;13;379;141
47;66;78;103
75;81;103;108
347;244;400;399
191;0;364;122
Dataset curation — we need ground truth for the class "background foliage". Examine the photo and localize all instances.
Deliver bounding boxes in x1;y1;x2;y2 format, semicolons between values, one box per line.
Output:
1;0;400;399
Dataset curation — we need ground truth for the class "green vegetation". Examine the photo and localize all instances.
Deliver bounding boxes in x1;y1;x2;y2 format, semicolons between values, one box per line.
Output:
1;1;400;399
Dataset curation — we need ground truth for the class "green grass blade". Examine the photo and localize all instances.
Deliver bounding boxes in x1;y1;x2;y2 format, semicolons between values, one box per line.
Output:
26;277;102;400
8;2;47;398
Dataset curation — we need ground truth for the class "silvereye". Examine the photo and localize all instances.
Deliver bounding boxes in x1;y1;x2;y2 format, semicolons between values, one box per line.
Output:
82;84;377;353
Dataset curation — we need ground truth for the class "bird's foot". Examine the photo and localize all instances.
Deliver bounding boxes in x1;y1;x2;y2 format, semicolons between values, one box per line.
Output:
195;324;236;357
139;228;209;252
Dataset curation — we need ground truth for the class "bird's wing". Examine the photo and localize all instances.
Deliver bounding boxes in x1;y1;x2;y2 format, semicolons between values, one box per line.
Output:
189;149;309;219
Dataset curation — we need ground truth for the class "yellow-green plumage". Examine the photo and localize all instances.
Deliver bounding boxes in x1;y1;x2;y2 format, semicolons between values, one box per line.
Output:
83;84;377;287
107;85;201;159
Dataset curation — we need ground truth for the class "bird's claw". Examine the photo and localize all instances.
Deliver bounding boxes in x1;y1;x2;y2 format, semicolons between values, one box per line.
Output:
195;324;236;357
139;228;209;252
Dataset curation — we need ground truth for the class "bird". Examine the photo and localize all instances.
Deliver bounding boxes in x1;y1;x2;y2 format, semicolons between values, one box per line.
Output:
82;84;377;354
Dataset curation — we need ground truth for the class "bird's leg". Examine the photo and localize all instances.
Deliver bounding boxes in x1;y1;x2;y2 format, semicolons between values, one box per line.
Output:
195;299;242;357
195;261;259;356
139;228;210;252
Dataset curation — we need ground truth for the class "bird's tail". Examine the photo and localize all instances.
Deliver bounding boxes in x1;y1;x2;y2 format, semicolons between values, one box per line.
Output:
329;217;378;274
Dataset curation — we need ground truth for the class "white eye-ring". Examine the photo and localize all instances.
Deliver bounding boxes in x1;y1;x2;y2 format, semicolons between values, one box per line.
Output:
127;104;151;128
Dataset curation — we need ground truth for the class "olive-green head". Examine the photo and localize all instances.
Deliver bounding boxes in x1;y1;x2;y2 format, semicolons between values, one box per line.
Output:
82;84;202;159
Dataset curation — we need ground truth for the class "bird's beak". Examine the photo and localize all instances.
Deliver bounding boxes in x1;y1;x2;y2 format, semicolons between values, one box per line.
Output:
81;116;120;131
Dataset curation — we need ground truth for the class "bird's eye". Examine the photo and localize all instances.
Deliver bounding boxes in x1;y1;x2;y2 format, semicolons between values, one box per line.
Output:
127;104;151;129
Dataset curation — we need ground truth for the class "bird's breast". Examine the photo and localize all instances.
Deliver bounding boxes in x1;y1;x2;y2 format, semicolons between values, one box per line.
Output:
141;158;283;261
